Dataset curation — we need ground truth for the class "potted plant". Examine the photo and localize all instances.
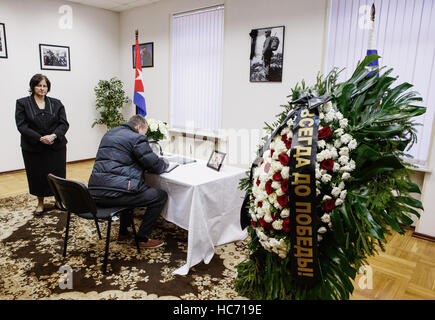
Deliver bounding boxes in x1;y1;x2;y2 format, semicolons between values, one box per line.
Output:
92;77;131;131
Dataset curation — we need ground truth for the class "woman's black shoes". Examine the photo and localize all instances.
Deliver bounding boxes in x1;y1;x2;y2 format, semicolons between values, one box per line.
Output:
34;209;45;216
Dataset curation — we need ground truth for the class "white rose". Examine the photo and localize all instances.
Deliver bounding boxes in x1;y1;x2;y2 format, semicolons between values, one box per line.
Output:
342;172;351;180
339;147;349;157
340;190;347;200
339;118;349;128
323;195;332;201
333;162;340;172
338;181;345;190
321;174;332;183
341;134;352;144
316;188;321;196
264;212;273;223
275;188;285;197
338;155;349;165
318;139;326;149
321;214;331;224
271;161;283;173
318;234;323;242
281;167;290;179
271;181;281;190
324;112;334;123
336;111;344;120
334;128;344;137
272;220;283;231
315;168;322;179
319;112;325;120
149;122;159;132
349;160;356;171
280;208;290;218
268;193;278;205
318;227;327;234
331;187;341;198
334;139;343;148
335;198;344;206
348;139;357;150
323;101;332;113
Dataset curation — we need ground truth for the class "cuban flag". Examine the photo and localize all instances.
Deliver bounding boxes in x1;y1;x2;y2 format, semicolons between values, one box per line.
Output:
134;37;147;116
367;3;379;76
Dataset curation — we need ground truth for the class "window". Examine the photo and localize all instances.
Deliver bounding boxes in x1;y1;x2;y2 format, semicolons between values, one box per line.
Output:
170;5;224;131
324;0;435;167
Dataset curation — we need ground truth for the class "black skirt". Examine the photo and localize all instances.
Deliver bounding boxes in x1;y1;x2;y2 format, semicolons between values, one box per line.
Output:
22;147;66;197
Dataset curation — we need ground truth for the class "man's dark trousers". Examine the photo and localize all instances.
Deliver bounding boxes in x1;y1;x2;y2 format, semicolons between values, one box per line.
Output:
94;187;168;240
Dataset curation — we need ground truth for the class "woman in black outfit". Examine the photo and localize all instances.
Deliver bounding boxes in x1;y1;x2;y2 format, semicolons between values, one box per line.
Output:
15;74;69;216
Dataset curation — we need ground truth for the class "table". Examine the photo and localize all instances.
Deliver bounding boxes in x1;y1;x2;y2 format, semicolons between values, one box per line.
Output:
144;157;248;275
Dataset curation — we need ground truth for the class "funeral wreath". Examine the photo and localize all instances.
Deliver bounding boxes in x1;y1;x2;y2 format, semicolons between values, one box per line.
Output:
236;54;426;300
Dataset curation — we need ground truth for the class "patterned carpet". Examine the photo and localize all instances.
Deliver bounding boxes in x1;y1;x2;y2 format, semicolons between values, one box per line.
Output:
0;194;249;300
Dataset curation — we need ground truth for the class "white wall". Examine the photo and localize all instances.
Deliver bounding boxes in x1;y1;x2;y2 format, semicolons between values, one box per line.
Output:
0;0;120;172
118;0;328;168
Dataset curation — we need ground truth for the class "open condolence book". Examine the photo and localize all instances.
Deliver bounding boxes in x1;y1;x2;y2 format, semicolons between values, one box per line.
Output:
165;162;179;173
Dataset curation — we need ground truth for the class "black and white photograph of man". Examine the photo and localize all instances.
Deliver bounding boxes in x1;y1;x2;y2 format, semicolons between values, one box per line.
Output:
249;26;284;82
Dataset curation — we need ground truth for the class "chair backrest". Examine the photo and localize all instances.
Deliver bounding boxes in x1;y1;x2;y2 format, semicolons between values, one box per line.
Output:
47;175;66;210
47;174;97;216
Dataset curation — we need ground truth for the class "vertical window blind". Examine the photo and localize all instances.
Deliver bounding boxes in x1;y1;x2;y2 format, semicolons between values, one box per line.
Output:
170;5;224;131
324;0;435;167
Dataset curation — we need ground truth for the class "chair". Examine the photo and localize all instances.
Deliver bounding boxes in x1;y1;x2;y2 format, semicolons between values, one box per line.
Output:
47;174;141;274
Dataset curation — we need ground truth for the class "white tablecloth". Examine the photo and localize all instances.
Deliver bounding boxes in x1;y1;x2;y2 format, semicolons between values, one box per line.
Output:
144;158;247;275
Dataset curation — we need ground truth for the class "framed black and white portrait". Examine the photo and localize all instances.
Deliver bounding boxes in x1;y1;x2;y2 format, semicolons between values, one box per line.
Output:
0;23;8;59
132;42;154;68
249;26;285;82
207;150;226;172
39;44;71;71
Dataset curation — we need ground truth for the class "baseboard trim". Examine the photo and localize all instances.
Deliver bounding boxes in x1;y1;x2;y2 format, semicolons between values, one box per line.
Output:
0;158;95;175
412;232;435;242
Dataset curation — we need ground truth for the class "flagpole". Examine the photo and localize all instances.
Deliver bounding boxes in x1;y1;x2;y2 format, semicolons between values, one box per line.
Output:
135;29;139;115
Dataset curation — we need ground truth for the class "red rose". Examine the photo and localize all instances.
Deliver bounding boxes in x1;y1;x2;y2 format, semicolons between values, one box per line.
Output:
277;195;289;208
278;154;290;166
318;126;332;139
259;218;272;230
282;218;291;232
322;199;335;212
260;158;264;165
265;180;274;195
270;149;275;157
273;172;283;181
257;201;263;208
320;159;334;171
281;179;289;193
256;178;260;186
251;220;257;228
285;138;292;149
259;217;265;227
281;134;287;142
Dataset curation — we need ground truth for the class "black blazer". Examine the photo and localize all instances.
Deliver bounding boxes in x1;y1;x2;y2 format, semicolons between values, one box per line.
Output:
15;95;69;152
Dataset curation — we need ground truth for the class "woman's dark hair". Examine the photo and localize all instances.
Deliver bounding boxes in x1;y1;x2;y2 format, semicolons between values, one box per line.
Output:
29;74;51;94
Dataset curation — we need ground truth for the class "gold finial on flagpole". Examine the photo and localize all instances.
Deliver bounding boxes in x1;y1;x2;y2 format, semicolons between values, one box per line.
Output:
371;3;375;22
135;29;138;40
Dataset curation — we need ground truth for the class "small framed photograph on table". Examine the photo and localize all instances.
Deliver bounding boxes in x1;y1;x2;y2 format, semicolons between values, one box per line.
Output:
207;150;226;172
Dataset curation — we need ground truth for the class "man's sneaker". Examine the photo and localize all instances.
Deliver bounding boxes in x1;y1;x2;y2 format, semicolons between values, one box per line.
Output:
137;238;165;248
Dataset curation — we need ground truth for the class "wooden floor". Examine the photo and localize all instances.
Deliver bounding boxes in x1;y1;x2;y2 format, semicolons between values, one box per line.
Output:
1;160;434;300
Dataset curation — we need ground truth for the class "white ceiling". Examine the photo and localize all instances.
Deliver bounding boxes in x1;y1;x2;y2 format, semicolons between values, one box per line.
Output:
64;0;161;12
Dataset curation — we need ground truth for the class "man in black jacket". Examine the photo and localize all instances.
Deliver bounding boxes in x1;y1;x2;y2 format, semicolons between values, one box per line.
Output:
88;115;169;248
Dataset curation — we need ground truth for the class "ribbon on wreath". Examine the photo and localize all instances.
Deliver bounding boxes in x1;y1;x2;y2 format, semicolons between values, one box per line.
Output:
239;95;332;284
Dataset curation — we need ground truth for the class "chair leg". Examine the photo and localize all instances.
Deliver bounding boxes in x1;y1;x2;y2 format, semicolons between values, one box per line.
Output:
94;219;102;240
102;220;112;274
63;211;71;257
129;212;141;254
